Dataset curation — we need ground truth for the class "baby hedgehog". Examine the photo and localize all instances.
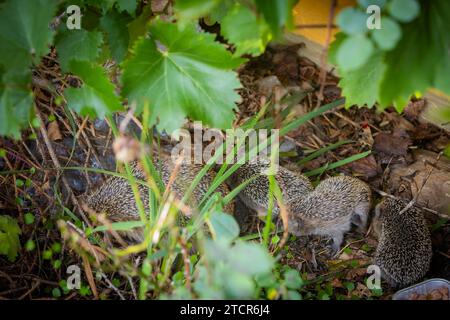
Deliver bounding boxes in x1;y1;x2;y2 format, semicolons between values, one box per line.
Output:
288;175;371;254
372;197;432;289
232;158;313;216
85;153;233;226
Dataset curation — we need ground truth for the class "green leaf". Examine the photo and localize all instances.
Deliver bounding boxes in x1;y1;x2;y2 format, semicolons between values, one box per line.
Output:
223;270;254;299
65;60;123;118
174;0;219;24
344;281;356;292
388;0;420;23
122;20;244;133
336;34;374;72
25;239;35;251
53;259;61;269
284;269;304;289
255;272;276;288
208;211;240;243
221;3;270;56
208;0;234;23
254;0;298;38
358;0;387;9
339;51;386;107
100;9;131;62
24;213;35;225
0;215;22;262
286;290;302;300
127;4;153;46
55;30;103;71
336;7;368;35
379;0;450;110
328;32;347;66
0;74;34;139
0;0;57;74
43;249;53;260
228;242;274;275
371;17;401;50
52;242;62;253
116;0;137;15
52;287;62;298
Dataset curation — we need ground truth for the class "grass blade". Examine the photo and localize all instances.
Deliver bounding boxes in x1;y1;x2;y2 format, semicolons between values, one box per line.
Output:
304;150;371;177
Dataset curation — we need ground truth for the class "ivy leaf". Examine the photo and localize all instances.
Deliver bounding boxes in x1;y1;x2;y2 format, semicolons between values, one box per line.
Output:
65;60;123;118
379;0;450;109
122;20;244;133
0;0;57;74
388;0;420;23
55;30;103;72
116;0;137;15
339;51;386;108
0;73;34;139
336;7;368;35
371;17;401;50
336;34;374;72
0;215;22;262
221;3;271;56
100;9;131;62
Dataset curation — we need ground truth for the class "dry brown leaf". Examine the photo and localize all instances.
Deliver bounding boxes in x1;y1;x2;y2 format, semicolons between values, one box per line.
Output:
47;121;62;141
81;253;99;299
373;130;412;156
388;149;450;215
346;154;379;178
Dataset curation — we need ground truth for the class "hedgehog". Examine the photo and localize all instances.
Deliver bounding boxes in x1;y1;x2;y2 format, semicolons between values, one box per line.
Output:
231;157;314;216
84;153;234;240
372;197;432;289
288;175;372;255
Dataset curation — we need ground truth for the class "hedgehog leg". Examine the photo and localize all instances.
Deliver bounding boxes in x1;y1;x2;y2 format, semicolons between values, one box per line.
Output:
352;201;370;233
329;232;344;256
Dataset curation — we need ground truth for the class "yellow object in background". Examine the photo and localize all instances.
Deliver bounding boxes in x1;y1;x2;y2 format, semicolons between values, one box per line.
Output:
292;0;356;46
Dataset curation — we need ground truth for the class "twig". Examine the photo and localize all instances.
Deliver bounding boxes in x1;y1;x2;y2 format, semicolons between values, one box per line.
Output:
178;233;192;293
18;280;40;300
34;108;91;226
99;272;125;300
332;111;360;128
315;0;337;107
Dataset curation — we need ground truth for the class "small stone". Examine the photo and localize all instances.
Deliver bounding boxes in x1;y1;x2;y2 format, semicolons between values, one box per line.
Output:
64;170;87;193
94;118;110;133
256;75;283;96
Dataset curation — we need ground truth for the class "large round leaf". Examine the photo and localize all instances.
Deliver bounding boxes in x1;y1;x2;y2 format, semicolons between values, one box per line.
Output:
336;8;368;35
122;20;244;133
388;0;420;23
372;17;402;50
208;211;240;243
336;34;374;72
